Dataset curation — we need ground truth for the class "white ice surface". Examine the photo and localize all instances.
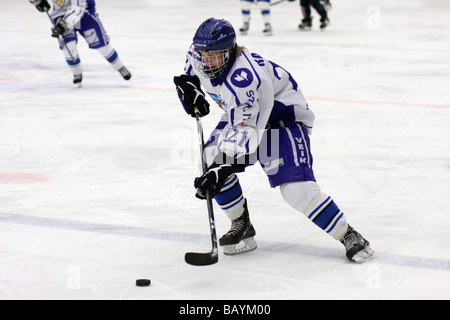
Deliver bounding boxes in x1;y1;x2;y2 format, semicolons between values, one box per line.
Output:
0;0;449;300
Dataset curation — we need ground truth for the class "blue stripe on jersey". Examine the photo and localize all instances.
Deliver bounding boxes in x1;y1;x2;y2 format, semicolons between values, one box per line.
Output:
185;64;193;75
86;0;96;13
224;80;240;106
211;53;239;86
268;61;298;91
65;11;76;20
242;52;261;90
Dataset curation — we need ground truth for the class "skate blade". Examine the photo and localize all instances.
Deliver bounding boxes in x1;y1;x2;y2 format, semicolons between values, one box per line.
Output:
352;247;376;263
222;237;257;256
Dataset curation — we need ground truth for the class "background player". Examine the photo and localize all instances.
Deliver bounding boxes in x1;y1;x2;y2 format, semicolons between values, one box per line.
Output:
288;0;330;30
173;18;374;263
29;0;131;86
239;0;273;36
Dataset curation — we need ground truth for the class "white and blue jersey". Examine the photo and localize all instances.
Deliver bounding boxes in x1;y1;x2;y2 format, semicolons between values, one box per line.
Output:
182;45;350;241
184;46;316;188
49;0;94;27
50;0;110;50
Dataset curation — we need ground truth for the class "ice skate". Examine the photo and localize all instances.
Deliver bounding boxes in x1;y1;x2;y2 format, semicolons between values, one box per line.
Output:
219;200;257;255
320;18;330;30
118;66;132;80
263;23;273;36
239;22;250;35
340;225;375;263
299;18;312;30
73;74;82;87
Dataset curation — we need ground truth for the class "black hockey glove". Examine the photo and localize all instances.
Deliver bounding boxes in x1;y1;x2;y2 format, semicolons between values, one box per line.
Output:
194;162;245;199
51;19;68;38
173;74;210;117
30;0;51;12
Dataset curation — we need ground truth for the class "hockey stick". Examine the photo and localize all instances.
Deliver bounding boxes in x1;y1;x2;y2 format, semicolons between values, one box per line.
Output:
45;11;76;63
184;111;219;266
270;0;286;6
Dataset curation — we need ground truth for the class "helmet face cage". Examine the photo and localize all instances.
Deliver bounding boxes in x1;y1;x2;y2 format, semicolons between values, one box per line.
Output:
192;18;236;79
193;48;230;79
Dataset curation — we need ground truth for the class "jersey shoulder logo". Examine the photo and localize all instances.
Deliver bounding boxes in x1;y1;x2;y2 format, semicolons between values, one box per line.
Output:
55;0;66;8
230;68;253;88
208;93;224;109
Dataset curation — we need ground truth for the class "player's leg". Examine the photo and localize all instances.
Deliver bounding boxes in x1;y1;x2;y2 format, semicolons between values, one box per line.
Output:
310;0;329;29
280;181;374;262
203;122;257;255
96;44;131;80
240;0;253;34
258;0;273;35
299;0;313;30
57;30;82;86
264;120;374;262
214;175;257;255
280;181;348;240
79;12;131;80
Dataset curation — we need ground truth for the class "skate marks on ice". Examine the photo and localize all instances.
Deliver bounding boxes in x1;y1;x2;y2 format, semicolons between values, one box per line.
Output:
0;212;448;271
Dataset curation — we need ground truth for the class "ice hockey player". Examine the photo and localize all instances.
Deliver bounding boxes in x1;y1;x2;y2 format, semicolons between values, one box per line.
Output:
288;0;330;30
322;0;332;11
239;0;273;36
29;0;131;87
173;18;375;263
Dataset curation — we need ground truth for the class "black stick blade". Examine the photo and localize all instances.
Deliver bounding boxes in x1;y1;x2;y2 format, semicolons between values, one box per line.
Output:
185;252;218;266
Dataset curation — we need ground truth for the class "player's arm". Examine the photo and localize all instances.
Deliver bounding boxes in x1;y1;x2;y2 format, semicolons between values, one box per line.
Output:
194;151;246;199
29;0;51;12
173;46;210;117
218;76;274;160
62;0;87;29
51;0;87;37
173;74;210;117
195;82;272;199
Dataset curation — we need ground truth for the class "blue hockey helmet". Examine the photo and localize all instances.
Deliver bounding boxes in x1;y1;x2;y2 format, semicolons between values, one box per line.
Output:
193;18;237;51
192;18;237;79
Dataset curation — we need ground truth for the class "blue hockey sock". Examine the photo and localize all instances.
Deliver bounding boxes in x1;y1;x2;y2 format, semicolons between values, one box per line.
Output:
214;174;246;219
305;193;348;239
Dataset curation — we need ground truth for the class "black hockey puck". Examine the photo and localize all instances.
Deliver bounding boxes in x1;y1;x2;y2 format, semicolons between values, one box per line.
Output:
136;279;151;287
